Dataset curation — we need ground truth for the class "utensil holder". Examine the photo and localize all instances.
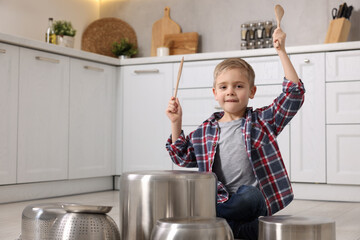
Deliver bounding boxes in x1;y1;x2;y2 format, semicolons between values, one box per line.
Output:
324;18;351;43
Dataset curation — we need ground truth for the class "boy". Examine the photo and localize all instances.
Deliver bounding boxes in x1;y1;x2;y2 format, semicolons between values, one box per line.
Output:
165;27;305;240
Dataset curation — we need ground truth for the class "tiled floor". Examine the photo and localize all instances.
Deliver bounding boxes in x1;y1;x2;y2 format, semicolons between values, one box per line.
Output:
0;190;359;240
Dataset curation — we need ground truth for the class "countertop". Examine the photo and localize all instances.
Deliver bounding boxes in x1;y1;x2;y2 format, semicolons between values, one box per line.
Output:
1;32;360;66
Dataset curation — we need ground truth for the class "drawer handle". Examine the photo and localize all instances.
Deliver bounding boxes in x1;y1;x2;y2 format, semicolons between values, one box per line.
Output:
35;56;60;64
304;59;310;63
134;69;160;74
84;65;104;72
0;49;6;54
214;106;222;110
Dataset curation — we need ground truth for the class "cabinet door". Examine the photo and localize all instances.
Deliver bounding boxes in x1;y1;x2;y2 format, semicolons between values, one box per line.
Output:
245;56;284;85
0;43;18;185
326;82;360;124
122;64;173;172
327;125;360;184
326;50;360;82
248;85;290;176
17;48;69;183
290;53;326;183
69;59;116;179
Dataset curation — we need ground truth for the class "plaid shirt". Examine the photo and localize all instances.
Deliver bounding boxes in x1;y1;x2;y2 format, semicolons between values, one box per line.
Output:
166;78;305;215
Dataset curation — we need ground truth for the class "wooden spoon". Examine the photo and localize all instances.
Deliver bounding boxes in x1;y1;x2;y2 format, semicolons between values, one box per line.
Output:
174;56;184;98
274;4;284;48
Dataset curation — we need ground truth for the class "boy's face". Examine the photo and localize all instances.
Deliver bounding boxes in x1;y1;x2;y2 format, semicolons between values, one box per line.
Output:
212;68;256;117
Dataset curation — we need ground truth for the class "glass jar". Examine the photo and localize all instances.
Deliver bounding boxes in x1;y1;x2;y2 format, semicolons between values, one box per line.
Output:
255;39;264;49
248;23;256;40
264;39;273;48
256;22;264;39
240;42;247;50
241;24;249;41
247;40;256;50
264;21;273;39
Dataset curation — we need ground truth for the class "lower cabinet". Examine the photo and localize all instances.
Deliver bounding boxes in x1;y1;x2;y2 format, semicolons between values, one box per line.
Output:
121;64;173;172
0;43;18;185
69;59;116;179
17;48;70;183
327;125;360;184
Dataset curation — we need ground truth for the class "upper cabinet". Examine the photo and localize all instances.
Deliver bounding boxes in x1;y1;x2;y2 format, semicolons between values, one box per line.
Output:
121;64;173;172
0;43;19;185
17;48;70;183
69;59;116;179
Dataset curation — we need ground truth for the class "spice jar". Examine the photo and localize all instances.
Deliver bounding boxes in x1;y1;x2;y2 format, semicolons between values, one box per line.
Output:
241;24;249;41
247;40;256;50
264;39;273;48
264;21;273;39
248;23;256;40
256;22;264;39
255;39;264;49
240;42;247;50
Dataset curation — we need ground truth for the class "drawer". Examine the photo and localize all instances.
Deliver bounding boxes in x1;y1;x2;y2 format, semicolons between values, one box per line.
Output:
326;81;360;124
177;88;219;126
326;50;360;82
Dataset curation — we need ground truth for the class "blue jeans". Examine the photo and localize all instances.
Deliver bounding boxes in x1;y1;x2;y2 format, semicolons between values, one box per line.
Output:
216;185;268;240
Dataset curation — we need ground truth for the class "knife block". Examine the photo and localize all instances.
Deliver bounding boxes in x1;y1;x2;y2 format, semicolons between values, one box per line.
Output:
324;18;351;43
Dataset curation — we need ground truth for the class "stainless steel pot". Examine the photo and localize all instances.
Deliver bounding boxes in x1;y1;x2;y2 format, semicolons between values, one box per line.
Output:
150;217;234;240
119;170;217;240
258;215;336;240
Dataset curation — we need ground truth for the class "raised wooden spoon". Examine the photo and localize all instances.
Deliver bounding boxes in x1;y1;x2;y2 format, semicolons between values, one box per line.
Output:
274;4;284;48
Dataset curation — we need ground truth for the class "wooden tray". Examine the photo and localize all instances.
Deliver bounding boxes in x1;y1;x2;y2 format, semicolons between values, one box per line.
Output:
82;18;137;58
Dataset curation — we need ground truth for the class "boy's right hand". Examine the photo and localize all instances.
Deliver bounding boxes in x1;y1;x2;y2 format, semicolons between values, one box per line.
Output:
166;97;182;123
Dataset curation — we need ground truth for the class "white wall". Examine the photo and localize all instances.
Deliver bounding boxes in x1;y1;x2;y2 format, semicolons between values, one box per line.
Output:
0;0;100;49
100;0;360;57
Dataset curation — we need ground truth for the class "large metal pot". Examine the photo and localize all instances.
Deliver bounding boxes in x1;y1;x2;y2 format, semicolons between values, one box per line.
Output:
119;170;217;240
150;217;234;240
258;215;336;240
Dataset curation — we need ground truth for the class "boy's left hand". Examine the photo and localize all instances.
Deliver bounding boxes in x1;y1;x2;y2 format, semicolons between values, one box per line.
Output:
273;27;286;52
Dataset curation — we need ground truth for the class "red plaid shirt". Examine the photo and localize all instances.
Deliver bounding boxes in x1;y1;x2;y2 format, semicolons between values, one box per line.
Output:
166;78;305;215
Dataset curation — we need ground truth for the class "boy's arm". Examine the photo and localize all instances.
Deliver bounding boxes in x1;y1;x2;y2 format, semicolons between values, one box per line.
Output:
166;97;182;142
273;27;300;84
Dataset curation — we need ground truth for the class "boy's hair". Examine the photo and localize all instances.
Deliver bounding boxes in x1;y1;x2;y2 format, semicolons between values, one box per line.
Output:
213;58;255;88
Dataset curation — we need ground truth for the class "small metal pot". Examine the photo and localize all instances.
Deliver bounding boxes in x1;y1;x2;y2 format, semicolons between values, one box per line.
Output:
150;217;234;240
119;170;217;240
258;215;336;240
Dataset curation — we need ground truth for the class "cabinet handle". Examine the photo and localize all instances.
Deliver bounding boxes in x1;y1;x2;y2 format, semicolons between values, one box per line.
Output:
134;69;160;74
304;59;310;63
0;49;6;54
35;56;60;64
84;65;104;72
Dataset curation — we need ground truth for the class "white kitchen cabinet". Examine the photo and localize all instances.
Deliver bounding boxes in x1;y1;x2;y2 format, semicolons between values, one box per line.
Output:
326;82;360;124
245;55;283;85
327;125;360;184
249;84;291;176
17;48;69;183
290;53;326;183
0;43;18;185
69;59;116;179
121;64;173;172
326;50;360;82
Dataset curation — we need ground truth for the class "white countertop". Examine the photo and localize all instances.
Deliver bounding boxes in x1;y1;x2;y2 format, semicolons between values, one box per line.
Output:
2;32;360;66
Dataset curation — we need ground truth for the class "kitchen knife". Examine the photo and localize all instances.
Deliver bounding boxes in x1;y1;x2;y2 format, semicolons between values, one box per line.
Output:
337;3;344;18
345;6;353;19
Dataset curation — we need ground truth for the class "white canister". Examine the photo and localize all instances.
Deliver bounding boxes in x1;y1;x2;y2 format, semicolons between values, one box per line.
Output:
157;47;169;57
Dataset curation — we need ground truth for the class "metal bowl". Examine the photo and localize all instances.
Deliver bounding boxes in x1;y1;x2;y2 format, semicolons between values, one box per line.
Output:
258;215;336;240
150;217;234;240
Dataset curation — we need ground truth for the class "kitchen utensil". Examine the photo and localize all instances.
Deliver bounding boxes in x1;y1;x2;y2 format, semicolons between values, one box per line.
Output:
163;32;199;55
20;203;67;240
150;217;234;240
345;5;353;19
274;4;284;49
62;203;112;214
82;17;137;58
258;215;336;240
49;212;120;240
151;7;181;56
174;56;184;98
332;8;338;19
119;170;217;240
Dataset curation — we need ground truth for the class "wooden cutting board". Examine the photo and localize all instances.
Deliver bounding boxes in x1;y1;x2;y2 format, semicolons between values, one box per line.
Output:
163;32;199;55
151;7;181;56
